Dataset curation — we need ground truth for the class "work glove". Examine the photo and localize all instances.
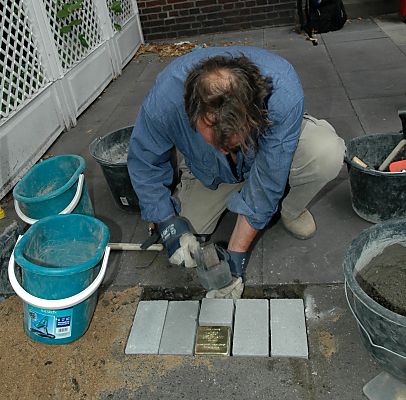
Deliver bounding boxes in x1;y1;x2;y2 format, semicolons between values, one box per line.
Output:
206;277;244;300
158;216;200;268
216;247;249;280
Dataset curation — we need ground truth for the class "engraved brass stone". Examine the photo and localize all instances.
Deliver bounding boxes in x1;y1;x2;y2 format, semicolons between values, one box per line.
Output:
194;326;230;355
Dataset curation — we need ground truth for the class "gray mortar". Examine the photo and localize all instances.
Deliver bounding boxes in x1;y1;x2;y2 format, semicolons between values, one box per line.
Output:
355;243;406;316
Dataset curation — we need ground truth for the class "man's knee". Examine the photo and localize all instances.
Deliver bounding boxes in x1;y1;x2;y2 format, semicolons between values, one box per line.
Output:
312;128;346;182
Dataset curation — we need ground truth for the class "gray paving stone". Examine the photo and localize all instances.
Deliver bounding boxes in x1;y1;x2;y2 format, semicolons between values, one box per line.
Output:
340;67;406;100
137;60;170;82
232;299;269;357
199;298;234;327
326;113;365;143
125;300;168;354
351;96;406;134
304;86;354;118
159;301;199;355
262;178;371;285
321;19;386;44
327;37;405;72
270;299;308;359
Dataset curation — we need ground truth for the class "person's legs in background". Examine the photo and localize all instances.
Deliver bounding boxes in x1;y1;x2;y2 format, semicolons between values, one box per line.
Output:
281;115;346;239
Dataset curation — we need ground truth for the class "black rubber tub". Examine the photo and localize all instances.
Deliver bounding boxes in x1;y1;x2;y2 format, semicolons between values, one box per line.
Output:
345;132;406;223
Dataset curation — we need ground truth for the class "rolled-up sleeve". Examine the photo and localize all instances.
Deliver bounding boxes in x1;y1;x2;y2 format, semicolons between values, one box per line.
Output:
127;105;176;223
227;99;304;230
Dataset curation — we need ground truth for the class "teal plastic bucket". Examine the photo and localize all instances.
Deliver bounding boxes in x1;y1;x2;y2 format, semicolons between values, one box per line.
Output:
13;155;94;225
9;214;110;344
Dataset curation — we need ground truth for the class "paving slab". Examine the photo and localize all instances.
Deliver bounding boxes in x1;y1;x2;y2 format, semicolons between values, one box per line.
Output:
339;67;406;100
374;14;406;45
291;60;342;90
262;178;371;285
351;96;406;134
304;86;355;119
326;37;405;72
209;29;264;47
326;113;365;143
232;299;269;356
117;81;153;107
321;19;386;44
137;60;171;82
274;44;330;63
125;300;168;354
363;371;406;400
270;299;308;359
158;300;199;355
264;29;316;50
199;298;234;327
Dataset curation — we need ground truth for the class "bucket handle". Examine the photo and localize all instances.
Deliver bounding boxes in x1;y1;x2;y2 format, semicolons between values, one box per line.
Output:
14;174;85;225
8;235;110;310
344;281;406;360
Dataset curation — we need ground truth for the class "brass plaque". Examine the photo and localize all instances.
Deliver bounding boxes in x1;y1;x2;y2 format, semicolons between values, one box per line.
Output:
194;326;230;356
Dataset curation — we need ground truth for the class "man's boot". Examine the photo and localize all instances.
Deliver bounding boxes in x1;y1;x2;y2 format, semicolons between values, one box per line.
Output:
281;209;316;240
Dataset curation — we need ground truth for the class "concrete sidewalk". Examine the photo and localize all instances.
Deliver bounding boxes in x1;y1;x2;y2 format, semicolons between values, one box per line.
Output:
1;14;406;400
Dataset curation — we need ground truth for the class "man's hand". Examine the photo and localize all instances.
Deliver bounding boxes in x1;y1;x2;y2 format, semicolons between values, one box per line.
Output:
206;277;244;299
158;216;200;268
216;246;249;279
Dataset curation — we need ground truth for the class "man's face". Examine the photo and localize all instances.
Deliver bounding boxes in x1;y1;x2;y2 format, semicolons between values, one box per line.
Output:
196;115;240;154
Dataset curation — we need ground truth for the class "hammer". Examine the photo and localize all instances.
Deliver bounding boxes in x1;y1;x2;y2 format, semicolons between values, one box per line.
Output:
378;110;406;172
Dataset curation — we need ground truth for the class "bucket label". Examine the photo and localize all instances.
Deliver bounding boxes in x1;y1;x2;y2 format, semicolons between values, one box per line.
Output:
120;196;129;206
27;306;73;340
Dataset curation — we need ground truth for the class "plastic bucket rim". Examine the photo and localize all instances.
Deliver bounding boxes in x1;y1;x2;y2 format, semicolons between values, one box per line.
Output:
14;214;109;276
13;155;85;204
343;219;406;326
89;126;133;166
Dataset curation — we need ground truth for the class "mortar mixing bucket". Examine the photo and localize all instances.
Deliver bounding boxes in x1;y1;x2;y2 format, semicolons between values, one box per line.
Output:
343;219;406;399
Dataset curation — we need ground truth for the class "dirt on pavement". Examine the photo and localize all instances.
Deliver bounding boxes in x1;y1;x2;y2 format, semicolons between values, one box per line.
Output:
0;287;209;400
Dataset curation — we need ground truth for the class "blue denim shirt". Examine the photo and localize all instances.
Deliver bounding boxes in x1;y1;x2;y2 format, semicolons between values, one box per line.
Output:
128;46;304;230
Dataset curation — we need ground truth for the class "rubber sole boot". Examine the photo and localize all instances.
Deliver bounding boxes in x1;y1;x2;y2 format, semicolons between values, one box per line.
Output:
281;209;316;240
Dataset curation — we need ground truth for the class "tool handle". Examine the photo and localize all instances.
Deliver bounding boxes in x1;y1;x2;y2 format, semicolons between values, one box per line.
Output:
378;139;406;172
108;242;163;251
399;110;406;138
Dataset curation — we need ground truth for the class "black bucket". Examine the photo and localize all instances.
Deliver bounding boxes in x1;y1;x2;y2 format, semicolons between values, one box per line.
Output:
343;219;406;382
89;126;139;212
345;132;406;223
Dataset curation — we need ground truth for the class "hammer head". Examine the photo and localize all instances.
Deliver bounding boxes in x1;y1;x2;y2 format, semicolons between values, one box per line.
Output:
202;243;221;268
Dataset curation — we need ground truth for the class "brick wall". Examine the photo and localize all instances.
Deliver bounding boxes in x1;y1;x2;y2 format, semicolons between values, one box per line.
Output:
138;0;296;41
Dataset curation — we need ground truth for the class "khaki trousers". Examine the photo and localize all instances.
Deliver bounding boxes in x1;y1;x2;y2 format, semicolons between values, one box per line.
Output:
175;115;346;234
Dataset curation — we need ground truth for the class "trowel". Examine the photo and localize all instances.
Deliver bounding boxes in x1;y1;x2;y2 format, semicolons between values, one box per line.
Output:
193;243;232;291
378;110;406;171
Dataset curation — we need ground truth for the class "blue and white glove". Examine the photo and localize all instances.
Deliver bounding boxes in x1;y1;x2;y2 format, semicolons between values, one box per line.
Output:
205;247;248;300
216;246;249;280
158;216;200;268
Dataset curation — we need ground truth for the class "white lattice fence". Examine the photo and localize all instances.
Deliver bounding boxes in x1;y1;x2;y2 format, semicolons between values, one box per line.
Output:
1;0;49;120
0;0;143;200
107;0;135;31
42;0;104;72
